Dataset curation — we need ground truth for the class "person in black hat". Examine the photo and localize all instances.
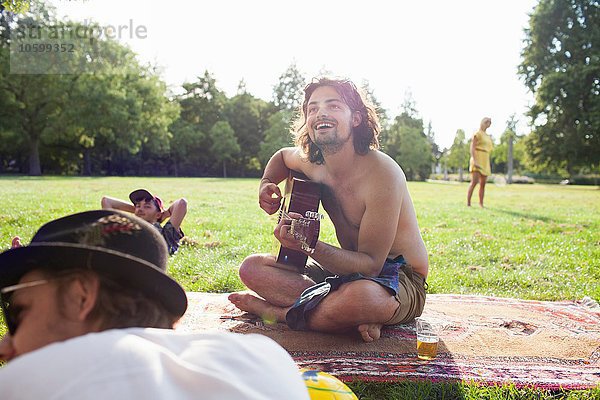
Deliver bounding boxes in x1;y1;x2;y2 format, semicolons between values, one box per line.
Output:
0;210;309;399
101;189;187;255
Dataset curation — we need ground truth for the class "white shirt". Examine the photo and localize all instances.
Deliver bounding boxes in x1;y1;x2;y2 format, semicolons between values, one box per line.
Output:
0;328;309;400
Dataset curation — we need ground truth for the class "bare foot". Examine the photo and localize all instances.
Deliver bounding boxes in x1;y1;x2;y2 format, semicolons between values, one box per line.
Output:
11;237;22;248
228;293;287;323
357;323;382;342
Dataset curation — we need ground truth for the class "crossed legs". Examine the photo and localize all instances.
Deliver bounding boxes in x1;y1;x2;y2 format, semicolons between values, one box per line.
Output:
229;254;400;342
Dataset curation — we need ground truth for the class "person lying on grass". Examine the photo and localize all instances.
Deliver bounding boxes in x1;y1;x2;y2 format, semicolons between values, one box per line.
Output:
101;188;187;255
229;77;429;342
0;210;309;400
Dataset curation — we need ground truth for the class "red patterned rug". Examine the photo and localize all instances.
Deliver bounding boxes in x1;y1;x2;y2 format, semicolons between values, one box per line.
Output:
177;293;600;390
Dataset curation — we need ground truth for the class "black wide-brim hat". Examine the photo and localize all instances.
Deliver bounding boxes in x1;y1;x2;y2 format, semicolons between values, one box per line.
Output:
0;210;187;318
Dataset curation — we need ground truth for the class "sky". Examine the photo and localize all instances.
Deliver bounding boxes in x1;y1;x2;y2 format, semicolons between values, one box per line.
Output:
48;0;539;149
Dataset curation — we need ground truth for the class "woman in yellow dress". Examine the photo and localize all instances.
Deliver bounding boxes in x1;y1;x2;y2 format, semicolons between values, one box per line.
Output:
467;117;493;207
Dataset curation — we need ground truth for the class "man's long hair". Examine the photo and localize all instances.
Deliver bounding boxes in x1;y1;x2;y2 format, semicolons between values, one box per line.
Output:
293;78;381;164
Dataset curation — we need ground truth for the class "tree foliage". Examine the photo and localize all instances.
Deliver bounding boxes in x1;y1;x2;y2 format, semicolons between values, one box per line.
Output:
224;92;272;176
447;129;469;181
272;62;306;112
382;95;432;181
491;115;527;178
209;121;239;178
519;0;600;174
258;110;293;166
0;4;446;179
171;71;226;175
0;3;178;175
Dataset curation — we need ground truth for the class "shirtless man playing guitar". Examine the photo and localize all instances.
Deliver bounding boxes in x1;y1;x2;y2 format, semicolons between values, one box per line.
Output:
229;78;429;342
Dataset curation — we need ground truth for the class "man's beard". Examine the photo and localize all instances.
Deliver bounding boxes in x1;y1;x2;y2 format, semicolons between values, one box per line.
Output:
313;129;352;156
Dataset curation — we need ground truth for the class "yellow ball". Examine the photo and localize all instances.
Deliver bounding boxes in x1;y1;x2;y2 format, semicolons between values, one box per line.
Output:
300;369;358;400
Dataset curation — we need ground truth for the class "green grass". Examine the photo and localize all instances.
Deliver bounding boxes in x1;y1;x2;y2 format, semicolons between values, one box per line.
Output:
1;177;599;399
413;181;600;302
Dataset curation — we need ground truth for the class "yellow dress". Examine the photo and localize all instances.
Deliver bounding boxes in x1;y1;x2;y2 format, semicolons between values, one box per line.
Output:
469;130;493;176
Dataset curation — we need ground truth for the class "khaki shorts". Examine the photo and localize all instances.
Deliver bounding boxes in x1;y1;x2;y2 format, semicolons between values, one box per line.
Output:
386;264;427;325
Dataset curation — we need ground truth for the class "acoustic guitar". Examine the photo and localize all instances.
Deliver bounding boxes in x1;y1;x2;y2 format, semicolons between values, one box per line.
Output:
275;171;322;270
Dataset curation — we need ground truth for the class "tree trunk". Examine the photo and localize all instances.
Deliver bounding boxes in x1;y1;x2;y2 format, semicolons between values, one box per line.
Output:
507;137;514;184
458;167;464;182
28;137;41;176
173;158;179;177
83;148;92;176
222;160;227;178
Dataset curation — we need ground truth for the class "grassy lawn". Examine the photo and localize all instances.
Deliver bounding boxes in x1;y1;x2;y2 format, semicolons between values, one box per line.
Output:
1;176;599;399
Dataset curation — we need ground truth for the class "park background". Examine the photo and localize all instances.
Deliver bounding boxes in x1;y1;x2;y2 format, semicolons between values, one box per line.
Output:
0;0;598;182
0;0;599;399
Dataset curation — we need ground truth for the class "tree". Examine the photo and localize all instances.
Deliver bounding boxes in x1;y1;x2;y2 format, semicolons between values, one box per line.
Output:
224;92;271;176
396;124;432;181
64;61;178;175
360;79;389;130
258;110;294;166
209;121;239;178
272;62;306;112
179;70;227;134
447;129;469;181
505;115;518;182
383;95;431;181
173;71;227;175
492;116;527;180
425;120;442;174
0;2;75;175
519;0;600;175
0;3;177;176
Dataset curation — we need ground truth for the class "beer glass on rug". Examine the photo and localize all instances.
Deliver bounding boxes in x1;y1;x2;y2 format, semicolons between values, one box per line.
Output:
416;317;439;360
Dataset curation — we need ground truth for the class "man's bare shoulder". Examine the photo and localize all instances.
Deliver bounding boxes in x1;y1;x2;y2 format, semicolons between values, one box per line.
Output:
366;151;407;187
280;147;318;176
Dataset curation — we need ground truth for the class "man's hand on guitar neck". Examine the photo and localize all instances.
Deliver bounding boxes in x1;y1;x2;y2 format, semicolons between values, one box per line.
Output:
259;178;282;215
274;212;305;253
274;212;320;254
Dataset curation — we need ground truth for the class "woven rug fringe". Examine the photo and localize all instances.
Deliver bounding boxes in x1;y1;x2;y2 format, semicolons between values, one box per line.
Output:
580;296;600;309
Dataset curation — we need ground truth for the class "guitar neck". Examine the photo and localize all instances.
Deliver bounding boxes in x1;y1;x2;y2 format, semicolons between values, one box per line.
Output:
276;174;321;270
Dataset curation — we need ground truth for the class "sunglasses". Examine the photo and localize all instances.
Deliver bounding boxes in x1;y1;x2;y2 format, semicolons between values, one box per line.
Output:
1;279;52;335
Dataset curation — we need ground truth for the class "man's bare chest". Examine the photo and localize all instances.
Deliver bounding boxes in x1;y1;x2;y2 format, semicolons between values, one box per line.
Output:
320;184;364;230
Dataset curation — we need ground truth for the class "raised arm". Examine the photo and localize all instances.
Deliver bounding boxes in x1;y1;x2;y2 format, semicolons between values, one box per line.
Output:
161;198;187;230
101;196;135;213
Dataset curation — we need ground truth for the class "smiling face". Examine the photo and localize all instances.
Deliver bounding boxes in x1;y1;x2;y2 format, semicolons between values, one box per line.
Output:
134;199;161;223
305;86;361;156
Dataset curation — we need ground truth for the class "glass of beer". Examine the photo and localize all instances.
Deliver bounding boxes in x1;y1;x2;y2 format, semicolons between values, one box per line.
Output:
416;317;439;360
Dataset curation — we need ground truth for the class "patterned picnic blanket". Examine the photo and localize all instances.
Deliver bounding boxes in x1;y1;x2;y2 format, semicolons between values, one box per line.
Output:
177;293;600;390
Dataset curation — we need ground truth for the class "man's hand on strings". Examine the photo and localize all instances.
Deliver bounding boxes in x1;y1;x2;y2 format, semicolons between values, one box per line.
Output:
259;181;282;215
274;212;304;251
